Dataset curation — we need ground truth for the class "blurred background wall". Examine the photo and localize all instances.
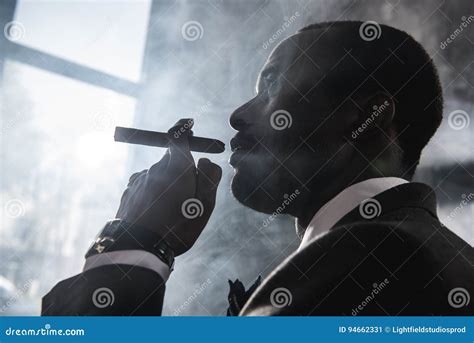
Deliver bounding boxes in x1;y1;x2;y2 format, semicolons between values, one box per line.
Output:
0;0;472;315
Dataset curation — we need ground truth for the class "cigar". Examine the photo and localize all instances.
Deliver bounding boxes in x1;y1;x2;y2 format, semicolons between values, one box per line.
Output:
114;126;225;154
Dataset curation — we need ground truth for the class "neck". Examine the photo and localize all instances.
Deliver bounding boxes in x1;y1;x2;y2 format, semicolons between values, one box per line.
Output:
293;178;351;234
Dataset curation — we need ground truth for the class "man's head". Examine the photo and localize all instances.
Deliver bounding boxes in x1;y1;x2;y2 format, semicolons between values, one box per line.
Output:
229;21;443;223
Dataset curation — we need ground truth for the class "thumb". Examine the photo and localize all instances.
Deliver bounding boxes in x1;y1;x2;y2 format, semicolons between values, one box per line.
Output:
195;158;222;214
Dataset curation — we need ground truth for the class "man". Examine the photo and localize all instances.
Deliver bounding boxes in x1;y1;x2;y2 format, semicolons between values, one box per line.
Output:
42;21;473;316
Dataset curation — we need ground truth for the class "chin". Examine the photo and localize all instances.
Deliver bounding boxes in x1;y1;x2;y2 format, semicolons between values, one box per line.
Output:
230;163;290;215
231;172;269;214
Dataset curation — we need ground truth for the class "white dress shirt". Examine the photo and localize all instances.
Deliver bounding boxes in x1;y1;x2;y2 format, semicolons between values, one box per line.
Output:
84;249;172;280
84;177;408;281
298;177;408;250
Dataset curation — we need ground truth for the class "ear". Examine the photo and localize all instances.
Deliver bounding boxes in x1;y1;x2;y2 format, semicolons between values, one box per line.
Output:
349;92;395;141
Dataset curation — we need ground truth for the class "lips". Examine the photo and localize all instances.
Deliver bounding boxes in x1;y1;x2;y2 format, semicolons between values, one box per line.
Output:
230;138;242;152
230;133;258;152
229;133;258;166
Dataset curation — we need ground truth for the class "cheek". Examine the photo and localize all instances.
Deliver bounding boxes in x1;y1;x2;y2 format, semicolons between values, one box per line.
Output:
260;90;299;124
241;152;276;173
260;127;302;160
232;152;281;190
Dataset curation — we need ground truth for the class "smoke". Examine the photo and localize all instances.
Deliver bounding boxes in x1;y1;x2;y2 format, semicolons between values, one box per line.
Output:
0;0;472;315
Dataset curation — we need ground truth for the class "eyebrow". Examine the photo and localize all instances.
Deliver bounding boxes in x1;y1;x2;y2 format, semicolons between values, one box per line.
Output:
256;65;277;92
260;66;275;78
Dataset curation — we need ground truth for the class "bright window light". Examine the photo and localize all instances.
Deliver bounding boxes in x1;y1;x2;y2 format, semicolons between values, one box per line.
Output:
14;0;151;82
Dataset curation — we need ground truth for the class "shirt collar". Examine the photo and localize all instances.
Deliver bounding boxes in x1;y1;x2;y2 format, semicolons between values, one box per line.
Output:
298;177;408;250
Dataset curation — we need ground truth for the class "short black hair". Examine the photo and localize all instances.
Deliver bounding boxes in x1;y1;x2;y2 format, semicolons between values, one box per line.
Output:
298;21;443;179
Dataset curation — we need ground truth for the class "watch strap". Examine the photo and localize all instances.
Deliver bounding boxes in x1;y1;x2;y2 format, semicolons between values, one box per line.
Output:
85;219;175;269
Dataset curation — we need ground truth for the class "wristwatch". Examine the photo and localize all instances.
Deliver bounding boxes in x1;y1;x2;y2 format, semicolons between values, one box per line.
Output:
85;219;175;270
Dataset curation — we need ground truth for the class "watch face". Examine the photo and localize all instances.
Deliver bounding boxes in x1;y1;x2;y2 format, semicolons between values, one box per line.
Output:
92;236;115;254
153;242;174;267
95;244;106;254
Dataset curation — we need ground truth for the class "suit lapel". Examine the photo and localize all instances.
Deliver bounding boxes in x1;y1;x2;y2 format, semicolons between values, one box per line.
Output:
332;182;438;229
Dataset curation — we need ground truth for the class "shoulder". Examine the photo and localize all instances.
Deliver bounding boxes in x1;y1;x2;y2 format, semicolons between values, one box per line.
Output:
297;220;422;265
241;221;427;315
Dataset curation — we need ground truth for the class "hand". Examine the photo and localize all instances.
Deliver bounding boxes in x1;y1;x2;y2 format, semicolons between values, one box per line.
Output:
115;119;222;256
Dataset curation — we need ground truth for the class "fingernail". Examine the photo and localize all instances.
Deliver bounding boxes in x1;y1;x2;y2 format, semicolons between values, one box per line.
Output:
173;118;193;129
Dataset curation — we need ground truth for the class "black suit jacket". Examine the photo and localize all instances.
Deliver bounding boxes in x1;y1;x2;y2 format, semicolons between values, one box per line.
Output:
42;183;473;316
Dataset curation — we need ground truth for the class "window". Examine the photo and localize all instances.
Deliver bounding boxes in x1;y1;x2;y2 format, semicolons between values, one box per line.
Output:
14;0;151;82
0;0;150;315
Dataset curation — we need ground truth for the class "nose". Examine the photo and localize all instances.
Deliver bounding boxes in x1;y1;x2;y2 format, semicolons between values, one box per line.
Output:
229;98;257;131
229;111;247;131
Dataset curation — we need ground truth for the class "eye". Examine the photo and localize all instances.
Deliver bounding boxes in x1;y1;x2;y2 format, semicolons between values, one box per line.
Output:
265;73;279;96
264;72;274;83
256;70;278;95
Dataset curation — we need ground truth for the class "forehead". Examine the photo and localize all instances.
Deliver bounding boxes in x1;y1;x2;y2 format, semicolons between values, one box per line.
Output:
262;29;346;75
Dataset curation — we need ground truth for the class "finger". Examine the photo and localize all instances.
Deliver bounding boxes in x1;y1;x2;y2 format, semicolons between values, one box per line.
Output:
195;158;222;212
149;149;171;175
167;118;194;138
128;169;147;186
149;118;193;174
169;129;194;139
167;119;195;172
128;172;141;186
